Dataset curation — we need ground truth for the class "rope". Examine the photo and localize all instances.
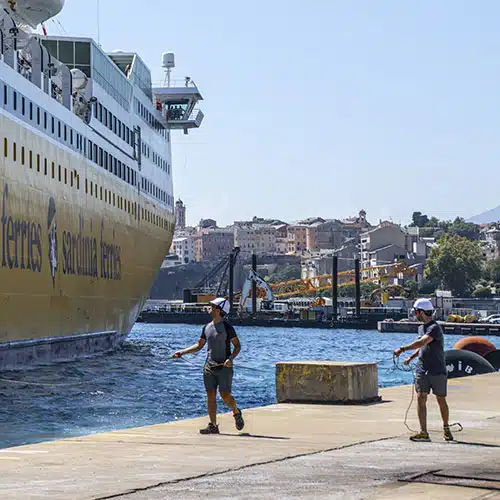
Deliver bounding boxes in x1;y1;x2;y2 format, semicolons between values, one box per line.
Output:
174;354;268;373
388;355;463;434
0;376;85;387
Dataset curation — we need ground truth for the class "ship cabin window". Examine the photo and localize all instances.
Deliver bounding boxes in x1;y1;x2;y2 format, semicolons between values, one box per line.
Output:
29;102;33;120
21;96;25;115
3;138;7;157
3;84;7;105
13;91;17;111
44;112;47;129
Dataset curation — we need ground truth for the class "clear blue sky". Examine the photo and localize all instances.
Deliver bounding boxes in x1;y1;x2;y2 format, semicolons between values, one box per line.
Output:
53;1;500;227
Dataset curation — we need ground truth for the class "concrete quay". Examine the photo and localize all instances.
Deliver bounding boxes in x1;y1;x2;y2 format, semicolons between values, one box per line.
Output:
1;373;499;499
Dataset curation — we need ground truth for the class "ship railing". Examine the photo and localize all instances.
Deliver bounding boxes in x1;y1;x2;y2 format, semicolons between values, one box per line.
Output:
17;52;32;82
152;77;198;89
167;108;204;124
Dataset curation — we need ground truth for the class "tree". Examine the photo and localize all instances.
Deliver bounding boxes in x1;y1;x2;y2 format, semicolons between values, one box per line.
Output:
425;234;483;297
448;217;480;241
483;258;500;283
410;212;429;227
339;284;355;297
472;286;492;298
403;279;419;299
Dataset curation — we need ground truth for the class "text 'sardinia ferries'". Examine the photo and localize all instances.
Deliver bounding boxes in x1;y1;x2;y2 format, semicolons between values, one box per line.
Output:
0;0;204;369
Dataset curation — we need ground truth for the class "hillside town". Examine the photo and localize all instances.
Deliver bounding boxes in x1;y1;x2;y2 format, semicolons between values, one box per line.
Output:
163;200;500;301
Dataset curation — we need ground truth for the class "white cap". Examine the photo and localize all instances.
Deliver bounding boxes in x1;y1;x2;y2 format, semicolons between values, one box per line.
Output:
210;297;230;314
413;298;434;311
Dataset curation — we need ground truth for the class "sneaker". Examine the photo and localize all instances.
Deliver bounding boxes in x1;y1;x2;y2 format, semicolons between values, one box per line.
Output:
443;426;454;441
199;423;219;435
233;408;245;431
409;431;430;442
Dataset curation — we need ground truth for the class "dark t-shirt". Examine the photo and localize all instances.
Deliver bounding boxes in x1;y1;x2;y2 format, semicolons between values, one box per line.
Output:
200;320;237;367
417;320;446;376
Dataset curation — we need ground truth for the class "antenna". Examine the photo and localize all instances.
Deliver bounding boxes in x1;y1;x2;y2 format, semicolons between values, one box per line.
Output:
96;0;101;47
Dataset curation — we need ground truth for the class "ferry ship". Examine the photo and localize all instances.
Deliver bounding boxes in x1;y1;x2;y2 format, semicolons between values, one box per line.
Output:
0;0;204;369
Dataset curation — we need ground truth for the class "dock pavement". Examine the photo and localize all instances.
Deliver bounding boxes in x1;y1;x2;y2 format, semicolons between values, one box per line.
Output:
1;372;499;499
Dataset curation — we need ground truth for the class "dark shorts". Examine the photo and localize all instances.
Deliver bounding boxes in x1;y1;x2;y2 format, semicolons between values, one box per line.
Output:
415;372;447;397
203;365;233;393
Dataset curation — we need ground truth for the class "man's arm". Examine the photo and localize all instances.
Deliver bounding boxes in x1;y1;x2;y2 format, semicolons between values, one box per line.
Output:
172;337;206;358
394;334;433;357
403;348;420;365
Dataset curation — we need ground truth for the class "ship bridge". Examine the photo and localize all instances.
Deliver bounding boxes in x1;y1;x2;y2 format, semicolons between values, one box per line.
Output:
152;77;204;134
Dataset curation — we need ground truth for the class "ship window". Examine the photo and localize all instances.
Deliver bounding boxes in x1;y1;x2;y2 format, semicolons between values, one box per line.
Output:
95;184;98;198
36;154;40;172
36;107;40;125
44;158;47;175
13;91;17;111
99;103;103;122
21;96;25;115
29;150;32;168
99;147;103;167
85;179;88;193
58;165;62;182
58;41;74;65
75;42;90;65
90;180;93;194
103;106;108;127
100;186;103;200
88;141;93;160
58;121;61;138
12;142;16;161
113;193;115;206
51;162;55;178
94;104;98;119
51;117;54;134
70;129;73;145
64;168;67;184
64;125;67;142
70;171;73;187
76;174;80;190
29;102;32;120
3;84;7;105
93;144;97;163
44;112;47;129
3;138;6;157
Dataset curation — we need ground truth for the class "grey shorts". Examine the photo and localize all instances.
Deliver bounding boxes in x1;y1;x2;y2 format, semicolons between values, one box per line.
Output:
415;372;447;397
203;365;233;393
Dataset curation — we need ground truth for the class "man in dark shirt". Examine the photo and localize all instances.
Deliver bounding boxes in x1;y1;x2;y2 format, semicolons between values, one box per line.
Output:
172;297;245;434
393;298;453;442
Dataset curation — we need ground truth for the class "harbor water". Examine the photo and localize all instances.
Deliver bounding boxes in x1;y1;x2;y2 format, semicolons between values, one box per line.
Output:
0;323;498;449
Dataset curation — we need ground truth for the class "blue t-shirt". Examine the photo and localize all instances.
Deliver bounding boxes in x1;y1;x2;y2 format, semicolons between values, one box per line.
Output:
417;320;446;376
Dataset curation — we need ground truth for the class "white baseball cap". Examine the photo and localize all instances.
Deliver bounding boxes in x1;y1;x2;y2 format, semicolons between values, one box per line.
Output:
413;298;434;311
209;297;230;314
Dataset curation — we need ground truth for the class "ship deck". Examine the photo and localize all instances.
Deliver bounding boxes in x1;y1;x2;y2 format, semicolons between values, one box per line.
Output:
0;372;499;499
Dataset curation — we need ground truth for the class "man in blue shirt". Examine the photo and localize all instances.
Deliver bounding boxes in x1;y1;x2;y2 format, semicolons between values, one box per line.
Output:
394;298;453;442
173;297;244;434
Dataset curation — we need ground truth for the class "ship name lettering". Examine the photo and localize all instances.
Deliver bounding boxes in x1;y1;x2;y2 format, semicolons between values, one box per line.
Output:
62;230;98;278
1;184;42;272
100;221;121;280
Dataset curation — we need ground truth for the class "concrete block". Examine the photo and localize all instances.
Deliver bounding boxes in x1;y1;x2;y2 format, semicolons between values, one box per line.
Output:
276;361;380;404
